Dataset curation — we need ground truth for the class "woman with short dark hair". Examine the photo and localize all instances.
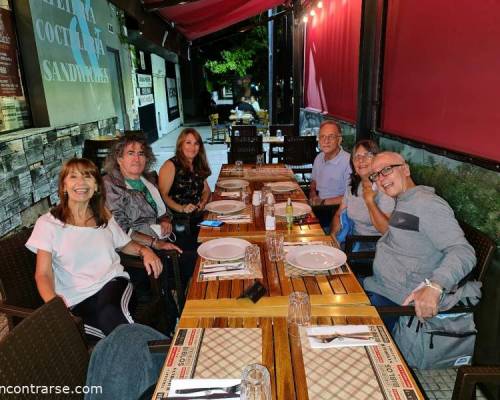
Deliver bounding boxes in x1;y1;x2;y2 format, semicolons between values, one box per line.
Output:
26;158;162;341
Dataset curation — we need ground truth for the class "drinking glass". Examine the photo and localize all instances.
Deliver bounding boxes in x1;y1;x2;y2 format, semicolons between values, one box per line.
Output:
235;160;243;175
240;187;249;204
266;232;284;262
240;364;271;400
245;244;260;274
287;291;311;337
256;153;265;170
261;186;271;204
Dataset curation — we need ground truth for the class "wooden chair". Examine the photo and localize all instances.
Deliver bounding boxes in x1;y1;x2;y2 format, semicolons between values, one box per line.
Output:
228;136;264;164
82;137;118;173
0;297;90;396
0;228;178;335
231;124;257;137
283;136;318;192
209;113;227;143
269;124;296;163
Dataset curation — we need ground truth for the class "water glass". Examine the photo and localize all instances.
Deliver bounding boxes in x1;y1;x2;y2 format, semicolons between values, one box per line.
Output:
241;364;271;400
245;244;260;274
256;153;265;170
266;232;284;262
287;291;311;337
235;160;243;175
252;190;262;206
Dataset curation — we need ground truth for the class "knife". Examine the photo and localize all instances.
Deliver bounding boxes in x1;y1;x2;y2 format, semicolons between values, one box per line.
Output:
200;267;248;275
202;263;244;269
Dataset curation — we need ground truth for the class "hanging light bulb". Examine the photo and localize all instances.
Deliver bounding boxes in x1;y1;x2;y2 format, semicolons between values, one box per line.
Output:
310;9;316;16
317;1;323;8
302;15;308;23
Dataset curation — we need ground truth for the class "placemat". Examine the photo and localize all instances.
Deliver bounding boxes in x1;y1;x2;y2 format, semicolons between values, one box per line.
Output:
299;325;420;400
207;204;254;224
153;328;261;399
198;253;263;282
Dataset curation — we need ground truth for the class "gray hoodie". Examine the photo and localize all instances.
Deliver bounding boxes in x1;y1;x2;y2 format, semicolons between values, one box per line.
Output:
363;186;476;304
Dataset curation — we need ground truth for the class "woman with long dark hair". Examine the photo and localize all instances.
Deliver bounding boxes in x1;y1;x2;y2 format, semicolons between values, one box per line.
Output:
26;158;162;341
158;128;211;249
332;140;395;239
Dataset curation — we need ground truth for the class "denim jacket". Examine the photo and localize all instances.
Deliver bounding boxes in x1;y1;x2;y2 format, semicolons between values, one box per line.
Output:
103;168;172;238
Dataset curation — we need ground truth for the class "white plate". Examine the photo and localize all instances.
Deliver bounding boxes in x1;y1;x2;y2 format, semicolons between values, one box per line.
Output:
274;202;312;218
286;245;347;271
217;179;249;190
205;200;246;215
197;238;251;261
266;181;298;193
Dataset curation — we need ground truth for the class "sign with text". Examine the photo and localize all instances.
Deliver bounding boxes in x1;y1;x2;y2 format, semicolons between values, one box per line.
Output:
29;0;115;126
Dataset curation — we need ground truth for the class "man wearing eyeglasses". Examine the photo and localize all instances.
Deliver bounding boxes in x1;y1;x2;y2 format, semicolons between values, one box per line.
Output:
363;152;477;326
309;120;352;233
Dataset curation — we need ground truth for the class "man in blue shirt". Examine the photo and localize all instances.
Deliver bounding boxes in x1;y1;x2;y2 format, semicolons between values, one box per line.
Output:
309;120;351;232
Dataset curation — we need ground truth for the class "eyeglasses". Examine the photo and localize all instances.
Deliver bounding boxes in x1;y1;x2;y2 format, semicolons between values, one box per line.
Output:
318;135;341;142
353;152;374;161
369;164;404;183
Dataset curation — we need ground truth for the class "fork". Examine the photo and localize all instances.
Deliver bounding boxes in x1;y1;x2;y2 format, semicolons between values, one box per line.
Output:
308;332;373;343
175;383;241;395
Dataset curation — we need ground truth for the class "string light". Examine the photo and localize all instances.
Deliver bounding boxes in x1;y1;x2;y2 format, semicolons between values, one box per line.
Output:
310;9;316;16
317;1;323;8
302;15;308;23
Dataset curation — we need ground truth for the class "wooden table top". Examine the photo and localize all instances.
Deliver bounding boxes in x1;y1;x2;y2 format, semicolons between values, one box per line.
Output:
155;310;424;400
199;164;324;241
187;236;368;305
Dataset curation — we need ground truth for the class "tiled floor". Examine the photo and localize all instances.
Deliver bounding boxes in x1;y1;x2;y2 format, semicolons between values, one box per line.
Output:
0;124;488;399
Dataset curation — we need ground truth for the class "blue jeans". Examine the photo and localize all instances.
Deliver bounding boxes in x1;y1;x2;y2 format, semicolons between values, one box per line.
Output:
359;277;399;333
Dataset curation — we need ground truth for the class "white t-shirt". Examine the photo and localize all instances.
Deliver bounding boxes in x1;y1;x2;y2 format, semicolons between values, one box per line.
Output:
26;212;131;307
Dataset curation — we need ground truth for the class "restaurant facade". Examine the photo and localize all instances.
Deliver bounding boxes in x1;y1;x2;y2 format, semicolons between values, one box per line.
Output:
0;0;183;236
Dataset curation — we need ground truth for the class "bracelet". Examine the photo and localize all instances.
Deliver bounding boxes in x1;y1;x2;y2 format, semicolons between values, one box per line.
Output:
424;279;443;294
149;237;154;247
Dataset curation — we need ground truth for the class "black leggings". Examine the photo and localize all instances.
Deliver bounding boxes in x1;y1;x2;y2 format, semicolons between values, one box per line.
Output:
71;277;133;341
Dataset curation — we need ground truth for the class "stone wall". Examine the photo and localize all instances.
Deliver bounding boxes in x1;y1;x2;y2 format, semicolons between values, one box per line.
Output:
0;117;117;237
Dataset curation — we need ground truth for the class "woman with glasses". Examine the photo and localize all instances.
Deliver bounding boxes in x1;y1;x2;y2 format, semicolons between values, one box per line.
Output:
332;140;395;246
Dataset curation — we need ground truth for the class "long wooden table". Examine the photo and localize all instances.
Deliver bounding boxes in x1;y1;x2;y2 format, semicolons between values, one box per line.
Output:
153;309;425;400
199;164;324;241
187;235;368;305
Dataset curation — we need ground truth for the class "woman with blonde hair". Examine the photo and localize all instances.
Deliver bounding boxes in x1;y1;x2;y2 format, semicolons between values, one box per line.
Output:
159;128;211;249
26;158;162;341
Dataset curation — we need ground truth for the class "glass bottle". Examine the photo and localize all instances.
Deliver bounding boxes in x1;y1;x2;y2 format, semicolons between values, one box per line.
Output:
285;197;293;230
264;194;276;231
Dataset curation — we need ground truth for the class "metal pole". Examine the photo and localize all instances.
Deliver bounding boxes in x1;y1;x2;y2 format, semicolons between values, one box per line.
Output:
268;8;274;123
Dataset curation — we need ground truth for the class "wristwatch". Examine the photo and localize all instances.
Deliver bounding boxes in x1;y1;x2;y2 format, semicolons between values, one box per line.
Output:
424;279;443;294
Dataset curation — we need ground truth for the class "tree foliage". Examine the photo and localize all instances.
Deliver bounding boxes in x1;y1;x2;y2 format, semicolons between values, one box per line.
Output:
205;49;255;77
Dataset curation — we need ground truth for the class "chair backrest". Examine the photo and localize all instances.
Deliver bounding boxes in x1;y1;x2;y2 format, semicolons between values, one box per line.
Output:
228;136;263;164
0;297;89;391
269;124;296;137
0;228;43;311
459;221;496;283
256;110;269;125
231;124;257;137
83;138;118;173
283;136;318;166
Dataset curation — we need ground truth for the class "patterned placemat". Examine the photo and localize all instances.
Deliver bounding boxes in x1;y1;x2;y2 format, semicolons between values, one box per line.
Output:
299;325;420;400
153;328;261;399
198;253;263;282
194;328;262;378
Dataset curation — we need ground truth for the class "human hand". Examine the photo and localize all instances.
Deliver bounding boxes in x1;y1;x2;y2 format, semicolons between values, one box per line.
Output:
159;219;172;236
362;180;376;204
141;247;163;278
402;286;441;321
156;240;183;254
182;203;198;213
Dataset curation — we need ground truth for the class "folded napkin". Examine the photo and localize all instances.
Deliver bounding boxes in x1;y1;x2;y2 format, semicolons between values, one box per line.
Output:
306;325;377;349
200;264;250;278
219;191;240;198
168;379;240;398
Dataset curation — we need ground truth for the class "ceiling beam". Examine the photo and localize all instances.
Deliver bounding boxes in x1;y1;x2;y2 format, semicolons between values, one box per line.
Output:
143;0;201;12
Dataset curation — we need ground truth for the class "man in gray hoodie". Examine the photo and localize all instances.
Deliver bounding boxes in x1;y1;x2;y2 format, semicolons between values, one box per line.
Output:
362;152;476;324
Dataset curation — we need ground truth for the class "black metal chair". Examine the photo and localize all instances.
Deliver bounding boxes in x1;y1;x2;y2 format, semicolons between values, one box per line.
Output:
283;136;318;193
231;124;257;137
269;124;296;163
82;137;118;173
228;135;265;164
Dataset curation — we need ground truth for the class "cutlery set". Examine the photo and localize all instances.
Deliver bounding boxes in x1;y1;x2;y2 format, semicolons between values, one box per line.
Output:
168;383;241;399
200;263;247;276
308;331;373;343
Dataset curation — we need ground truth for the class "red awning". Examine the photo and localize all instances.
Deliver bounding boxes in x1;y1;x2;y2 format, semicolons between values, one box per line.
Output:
145;0;286;41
